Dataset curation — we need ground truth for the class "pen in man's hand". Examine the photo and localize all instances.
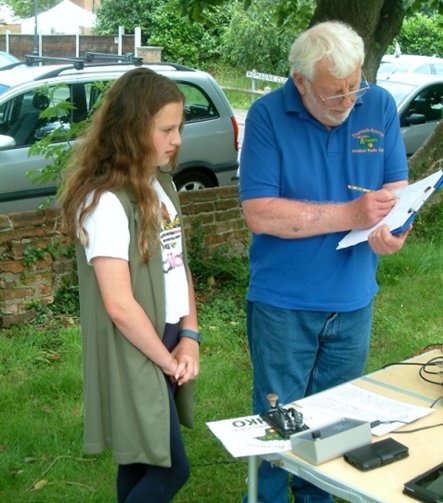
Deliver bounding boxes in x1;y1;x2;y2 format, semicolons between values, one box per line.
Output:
347;184;374;193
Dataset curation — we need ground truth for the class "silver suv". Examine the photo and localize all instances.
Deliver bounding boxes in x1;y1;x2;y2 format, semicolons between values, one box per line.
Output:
0;55;239;213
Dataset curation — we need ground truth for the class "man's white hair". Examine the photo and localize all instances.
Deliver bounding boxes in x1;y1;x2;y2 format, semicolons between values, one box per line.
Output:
288;21;365;80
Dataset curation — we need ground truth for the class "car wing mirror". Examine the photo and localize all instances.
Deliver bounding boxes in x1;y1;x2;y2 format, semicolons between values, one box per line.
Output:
403;113;426;126
0;134;16;150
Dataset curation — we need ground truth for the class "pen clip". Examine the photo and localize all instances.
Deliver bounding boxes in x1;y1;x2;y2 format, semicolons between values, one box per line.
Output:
407;186;433;214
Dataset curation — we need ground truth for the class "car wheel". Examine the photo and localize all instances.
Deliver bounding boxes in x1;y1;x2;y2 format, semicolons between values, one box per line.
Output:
174;171;216;192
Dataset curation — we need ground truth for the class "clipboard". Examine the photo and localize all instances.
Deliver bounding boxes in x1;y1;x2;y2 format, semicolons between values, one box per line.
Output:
337;167;443;250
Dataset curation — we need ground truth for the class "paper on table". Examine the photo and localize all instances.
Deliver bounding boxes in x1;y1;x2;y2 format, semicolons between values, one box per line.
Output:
337;169;443;250
293;382;434;436
207;382;433;457
206;410;344;458
207;414;293;457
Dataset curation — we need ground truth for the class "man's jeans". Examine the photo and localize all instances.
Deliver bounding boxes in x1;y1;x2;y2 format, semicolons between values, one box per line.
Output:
244;300;373;503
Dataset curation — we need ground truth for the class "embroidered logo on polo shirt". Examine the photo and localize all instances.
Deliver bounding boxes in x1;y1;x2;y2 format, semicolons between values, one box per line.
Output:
351;128;384;153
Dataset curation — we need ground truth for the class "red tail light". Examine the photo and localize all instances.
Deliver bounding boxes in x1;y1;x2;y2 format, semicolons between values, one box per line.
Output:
231;115;240;152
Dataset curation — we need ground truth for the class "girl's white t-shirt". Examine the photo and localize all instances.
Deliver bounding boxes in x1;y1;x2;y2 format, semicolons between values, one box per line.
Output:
82;182;189;324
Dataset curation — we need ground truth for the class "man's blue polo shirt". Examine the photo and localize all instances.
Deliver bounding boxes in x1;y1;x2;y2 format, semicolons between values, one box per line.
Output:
239;77;408;312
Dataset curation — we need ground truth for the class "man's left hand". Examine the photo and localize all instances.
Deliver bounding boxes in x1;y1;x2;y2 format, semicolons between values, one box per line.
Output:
368;224;411;255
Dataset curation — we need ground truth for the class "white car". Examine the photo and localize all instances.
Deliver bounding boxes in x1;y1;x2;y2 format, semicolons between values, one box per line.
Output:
377;73;443;155
377;54;443;80
0;51;21;69
0;55;239;213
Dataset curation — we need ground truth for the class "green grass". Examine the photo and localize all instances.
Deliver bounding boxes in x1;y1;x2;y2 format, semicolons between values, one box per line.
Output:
1;232;442;502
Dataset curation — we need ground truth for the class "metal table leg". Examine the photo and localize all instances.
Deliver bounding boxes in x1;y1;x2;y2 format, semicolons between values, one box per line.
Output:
247;455;258;503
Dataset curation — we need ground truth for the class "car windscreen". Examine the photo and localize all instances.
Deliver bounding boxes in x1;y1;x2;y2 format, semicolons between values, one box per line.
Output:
378;62;407;75
0;53;19;65
376;80;415;106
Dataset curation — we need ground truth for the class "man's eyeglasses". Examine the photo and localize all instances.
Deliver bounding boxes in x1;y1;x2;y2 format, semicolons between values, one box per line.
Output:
310;76;370;106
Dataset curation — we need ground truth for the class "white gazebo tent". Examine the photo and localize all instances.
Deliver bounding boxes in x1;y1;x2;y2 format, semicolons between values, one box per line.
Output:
20;0;96;35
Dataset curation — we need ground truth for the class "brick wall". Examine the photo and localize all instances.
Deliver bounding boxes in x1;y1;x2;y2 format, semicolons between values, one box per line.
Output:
0;186;250;328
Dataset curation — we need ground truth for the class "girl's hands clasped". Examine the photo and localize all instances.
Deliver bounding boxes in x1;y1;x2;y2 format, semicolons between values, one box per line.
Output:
171;337;200;386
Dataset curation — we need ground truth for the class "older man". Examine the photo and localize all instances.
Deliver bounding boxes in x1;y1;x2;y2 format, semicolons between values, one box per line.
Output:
240;21;410;503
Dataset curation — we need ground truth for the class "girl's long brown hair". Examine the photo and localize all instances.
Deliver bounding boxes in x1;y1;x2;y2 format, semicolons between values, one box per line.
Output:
59;67;184;262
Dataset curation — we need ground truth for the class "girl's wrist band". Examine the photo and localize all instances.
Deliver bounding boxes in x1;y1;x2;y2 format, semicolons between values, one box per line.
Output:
179;328;201;344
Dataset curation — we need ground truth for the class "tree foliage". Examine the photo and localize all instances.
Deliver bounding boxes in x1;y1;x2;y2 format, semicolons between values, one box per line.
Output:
221;0;311;75
94;0;443;78
95;0;232;69
405;0;443;15
178;0;245;21
396;12;443;55
95;0;167;39
176;0;443;179
148;0;232;68
4;0;59;18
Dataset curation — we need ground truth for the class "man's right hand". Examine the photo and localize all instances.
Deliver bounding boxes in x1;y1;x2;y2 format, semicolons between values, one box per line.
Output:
350;189;397;229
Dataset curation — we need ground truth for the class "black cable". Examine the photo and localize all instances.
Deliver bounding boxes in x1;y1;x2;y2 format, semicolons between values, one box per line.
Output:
419;373;443;386
419;343;443;352
370;420;408;428
419;357;443;385
391;422;443;434
381;356;443;387
382;362;429;369
370;419;443;434
421;356;443;368
430;395;443;408
382;358;443;370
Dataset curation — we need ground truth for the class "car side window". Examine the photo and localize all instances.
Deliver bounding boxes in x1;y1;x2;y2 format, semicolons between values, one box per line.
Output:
415;65;432;75
178;82;219;123
427;84;443;120
86;80;113;116
405;84;443;123
433;63;443;76
0;90;50;147
0;84;75;149
0;94;21;134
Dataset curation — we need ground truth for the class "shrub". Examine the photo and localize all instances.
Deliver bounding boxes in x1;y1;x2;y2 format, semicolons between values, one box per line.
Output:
394;13;443;56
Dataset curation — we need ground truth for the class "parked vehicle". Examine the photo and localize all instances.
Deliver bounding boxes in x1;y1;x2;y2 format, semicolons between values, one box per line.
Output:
377;73;443;155
0;54;239;213
377;54;443;80
0;51;21;70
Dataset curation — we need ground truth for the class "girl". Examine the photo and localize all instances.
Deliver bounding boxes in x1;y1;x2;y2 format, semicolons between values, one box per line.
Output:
60;67;200;502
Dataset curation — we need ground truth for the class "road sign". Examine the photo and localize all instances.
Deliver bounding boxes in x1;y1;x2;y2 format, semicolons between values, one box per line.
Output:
246;70;287;84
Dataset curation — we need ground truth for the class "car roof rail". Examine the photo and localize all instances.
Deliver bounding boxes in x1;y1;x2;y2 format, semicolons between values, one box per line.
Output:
0;61;26;71
21;53;196;81
83;54;195;72
84;52;143;66
25;54;85;70
151;61;196;72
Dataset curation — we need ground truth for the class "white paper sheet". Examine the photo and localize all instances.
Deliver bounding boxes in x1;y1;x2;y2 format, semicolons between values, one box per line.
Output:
207;383;434;457
294;382;434;436
337;169;443;250
207;414;292;458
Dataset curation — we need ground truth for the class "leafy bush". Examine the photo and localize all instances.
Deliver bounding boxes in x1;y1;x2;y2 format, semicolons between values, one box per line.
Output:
394;13;443;56
148;0;233;69
95;0;167;39
186;222;249;292
220;0;302;76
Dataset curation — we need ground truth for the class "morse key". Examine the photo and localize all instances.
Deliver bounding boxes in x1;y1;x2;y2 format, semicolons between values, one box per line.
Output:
260;393;308;438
